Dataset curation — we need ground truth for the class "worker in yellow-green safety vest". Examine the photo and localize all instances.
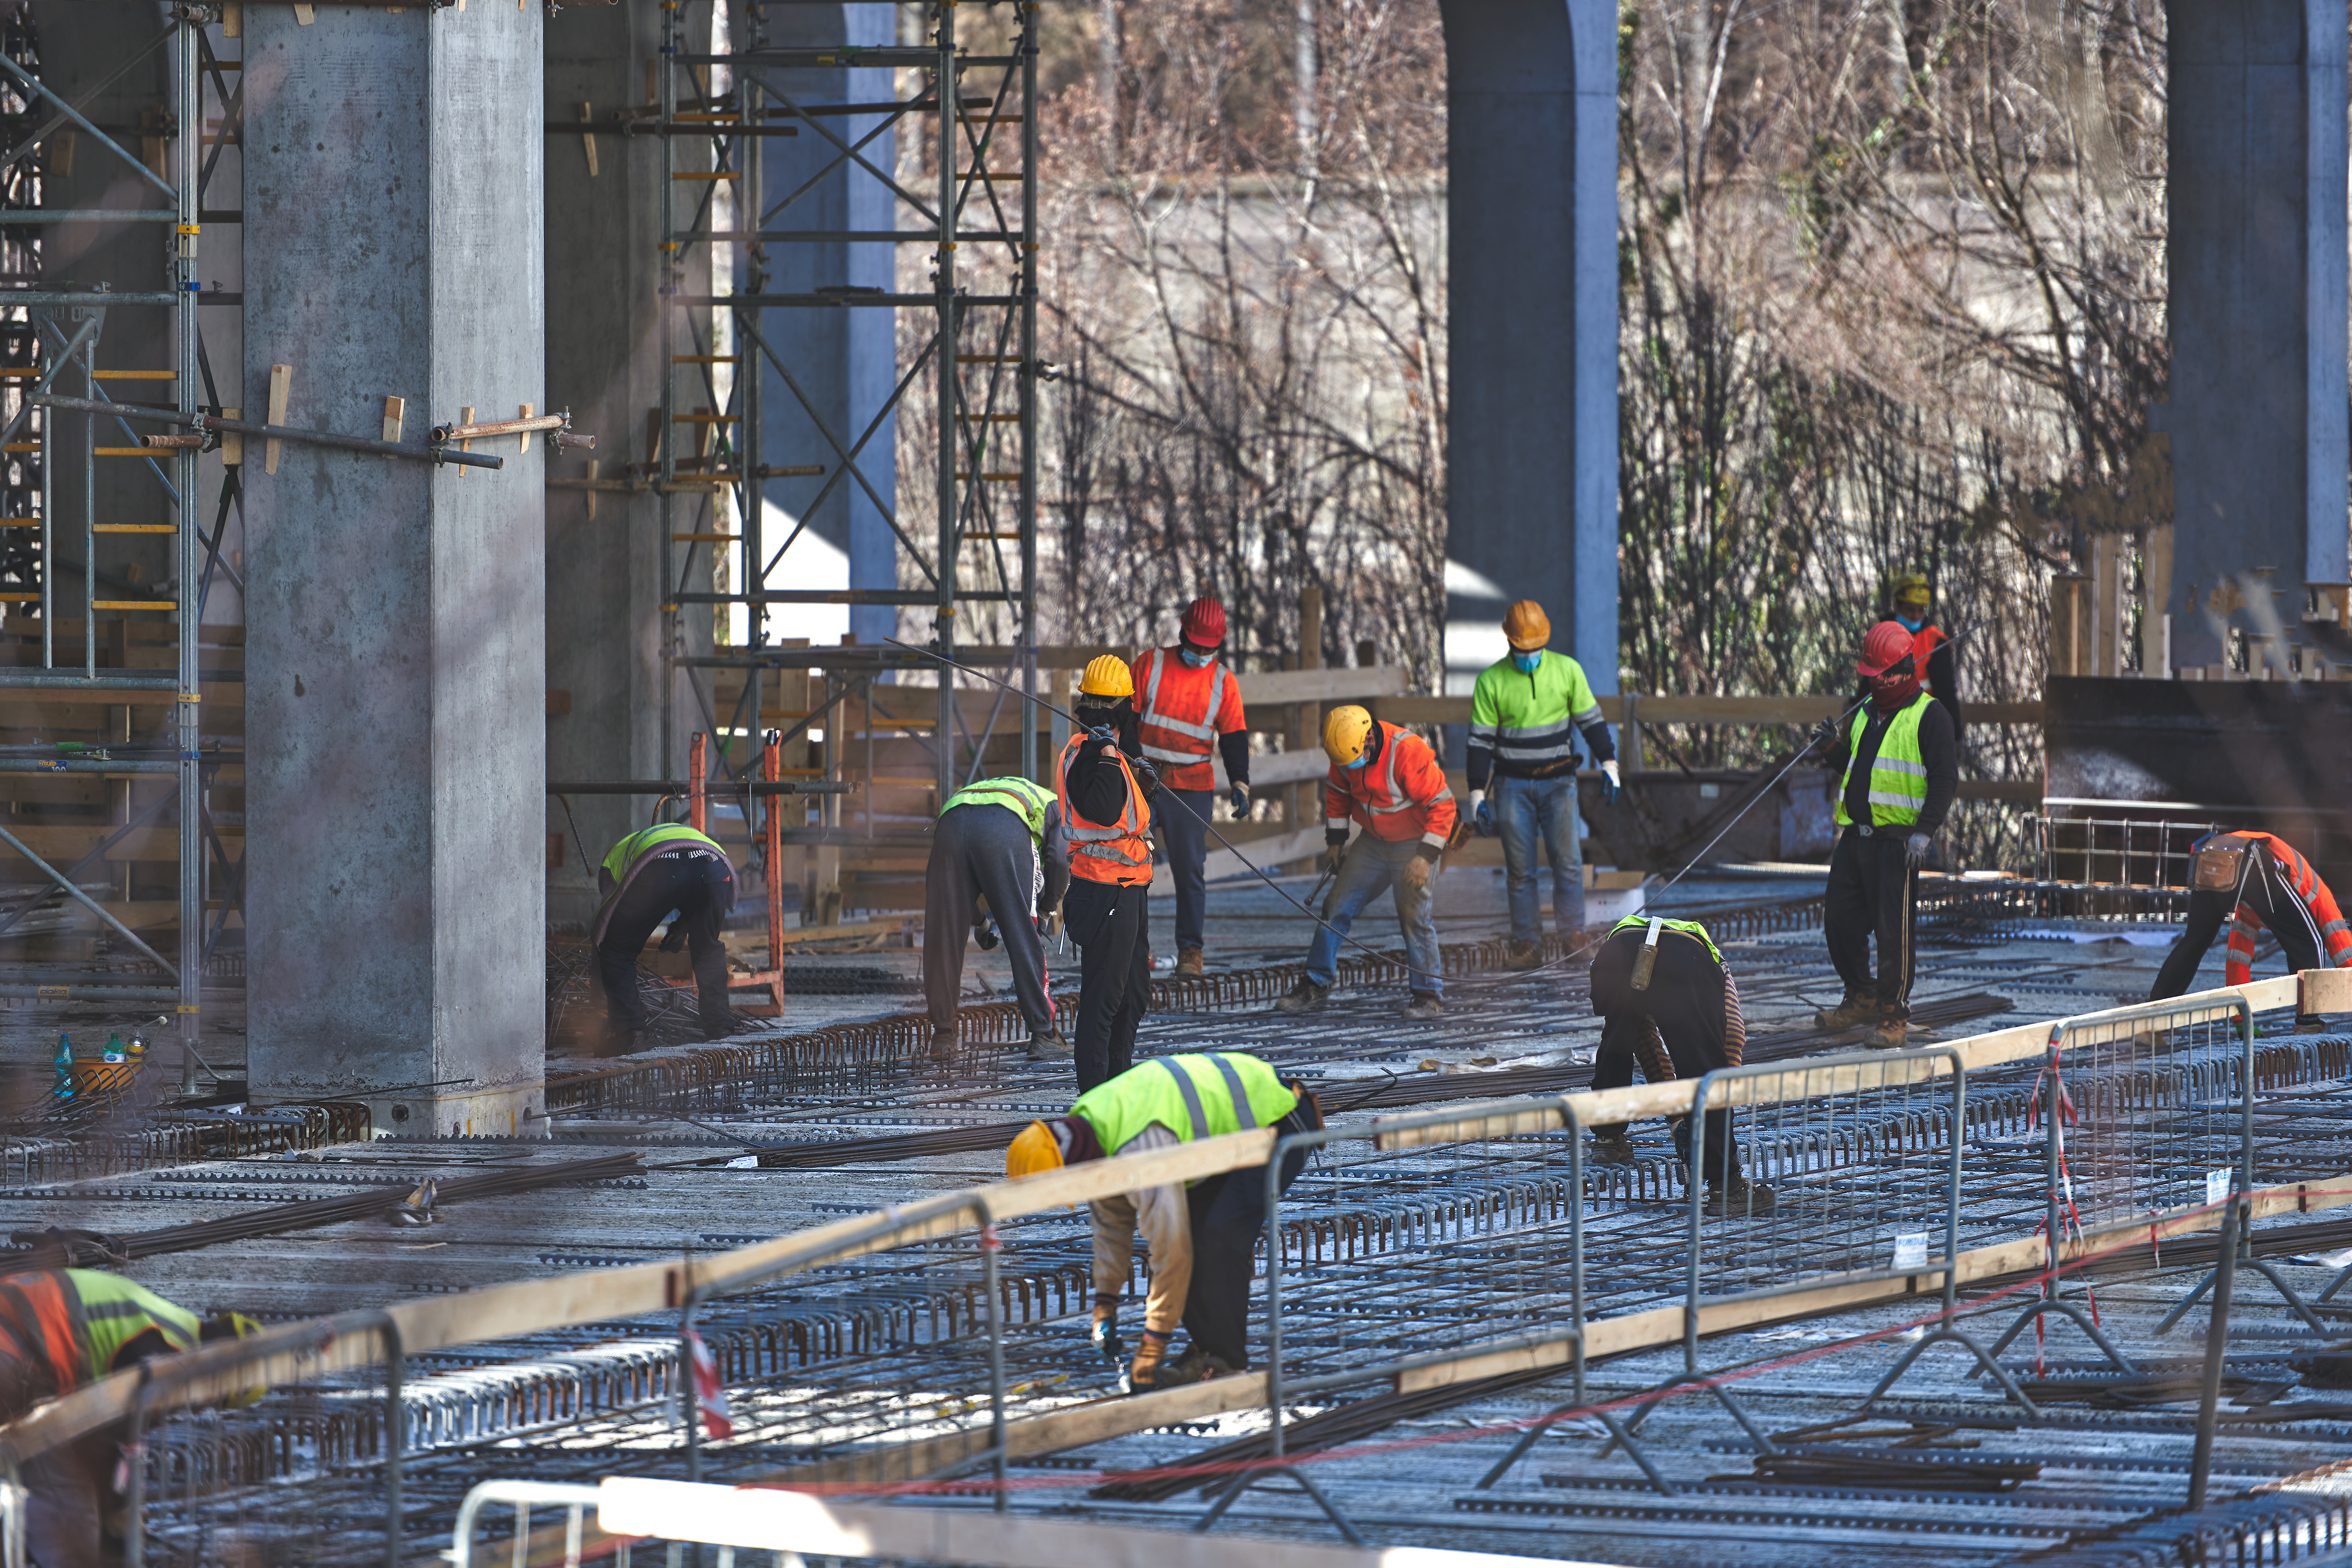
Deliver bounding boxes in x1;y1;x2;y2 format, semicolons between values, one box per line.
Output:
925;775;1071;1063
0;1270;261;1567
1583;915;1769;1215
1004;1053;1322;1392
593;817;739;1054
1810;621;1959;1051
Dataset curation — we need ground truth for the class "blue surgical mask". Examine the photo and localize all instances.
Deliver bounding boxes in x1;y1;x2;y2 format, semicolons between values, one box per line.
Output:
1345;752;1373;769
1512;651;1541;674
1180;647;1214;669
1896;612;1925;634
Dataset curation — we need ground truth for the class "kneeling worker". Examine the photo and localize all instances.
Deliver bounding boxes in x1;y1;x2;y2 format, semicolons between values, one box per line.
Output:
2152;830;2352;1013
0;1269;259;1566
1276;706;1458;1021
925;774;1071;1060
1058;656;1160;1091
1585;916;1770;1214
1006;1052;1318;1391
595;817;738;1051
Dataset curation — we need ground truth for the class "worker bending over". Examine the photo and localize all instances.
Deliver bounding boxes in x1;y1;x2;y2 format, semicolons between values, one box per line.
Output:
1276;706;1459;1022
1467;599;1620;968
1057;656;1160;1091
1131;597;1252;978
595;818;739;1052
1585;916;1769;1214
1006;1052;1319;1391
924;775;1071;1061
1814;622;1957;1050
0;1270;258;1566
2151;831;2352;1017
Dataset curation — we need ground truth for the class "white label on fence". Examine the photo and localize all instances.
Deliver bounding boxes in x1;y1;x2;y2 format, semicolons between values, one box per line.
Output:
1891;1233;1929;1271
2207;1168;2233;1207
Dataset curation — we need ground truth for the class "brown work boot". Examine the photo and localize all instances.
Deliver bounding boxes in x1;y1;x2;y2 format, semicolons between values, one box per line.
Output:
1275;980;1332;1015
1865;1014;1908;1051
1400;991;1444;1022
1588;1132;1638;1165
1813;992;1876;1032
1504;939;1543;971
1175;946;1205;978
1705;1175;1776;1218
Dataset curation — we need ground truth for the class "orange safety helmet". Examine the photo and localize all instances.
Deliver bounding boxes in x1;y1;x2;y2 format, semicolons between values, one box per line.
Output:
1501;600;1551;651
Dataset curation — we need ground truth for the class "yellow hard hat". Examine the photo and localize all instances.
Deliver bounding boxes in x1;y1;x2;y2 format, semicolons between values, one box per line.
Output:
1006;1120;1064;1180
1892;572;1932;609
1322;705;1375;766
1502;600;1551;651
1079;655;1135;700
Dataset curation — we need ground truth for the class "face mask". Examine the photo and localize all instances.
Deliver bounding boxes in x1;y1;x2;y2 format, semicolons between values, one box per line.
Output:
1180;647;1214;669
1345;751;1373;769
1896;612;1926;634
1512;651;1541;674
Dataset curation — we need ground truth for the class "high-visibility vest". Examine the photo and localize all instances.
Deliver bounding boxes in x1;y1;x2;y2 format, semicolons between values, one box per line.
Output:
942;775;1055;840
1607;914;1724;967
65;1269;200;1377
1469;651;1605;778
1324;722;1459;848
601;824;727;886
1056;732;1152;886
2210;831;2352;985
1133;648;1245;792
1072;1052;1299;1170
1833;692;1933;828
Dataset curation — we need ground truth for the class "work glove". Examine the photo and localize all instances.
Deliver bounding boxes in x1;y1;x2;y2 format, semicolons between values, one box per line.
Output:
1323;830;1349;874
974;917;1000;951
1229;781;1251;819
1599;758;1622;804
1040;905;1063;940
1131;755;1161;796
1125;1329;1172;1393
1091;1301;1123;1362
1472;791;1496;838
1808;717;1841;753
1905;832;1933;867
657;924;686;953
1400;848;1435;891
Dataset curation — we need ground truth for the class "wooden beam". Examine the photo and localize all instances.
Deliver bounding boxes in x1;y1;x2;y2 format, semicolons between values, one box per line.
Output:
1236;665;1407;707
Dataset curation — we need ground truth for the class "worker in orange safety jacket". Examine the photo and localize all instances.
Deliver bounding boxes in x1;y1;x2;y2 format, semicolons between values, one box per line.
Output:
1057;655;1162;1091
1129;597;1252;979
2153;831;2352;1024
1275;706;1459;1022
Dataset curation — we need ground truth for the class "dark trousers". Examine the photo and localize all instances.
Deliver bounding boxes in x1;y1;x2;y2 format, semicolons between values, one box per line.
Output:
1066;878;1149;1091
24;1433;109;1568
596;851;736;1036
923;804;1054;1035
1153;788;1215;951
1824;828;1919;1018
1586;925;1741;1184
1180;1104;1314;1369
2153;876;2324;998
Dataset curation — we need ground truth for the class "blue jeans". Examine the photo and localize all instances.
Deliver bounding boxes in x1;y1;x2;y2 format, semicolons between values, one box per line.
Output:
1305;836;1442;997
1496;772;1583;944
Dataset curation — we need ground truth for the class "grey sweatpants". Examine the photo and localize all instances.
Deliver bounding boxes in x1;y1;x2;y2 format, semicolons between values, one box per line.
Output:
924;803;1056;1035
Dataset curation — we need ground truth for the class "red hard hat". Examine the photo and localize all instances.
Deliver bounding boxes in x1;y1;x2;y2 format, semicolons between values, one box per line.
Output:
1181;596;1227;646
1855;620;1916;678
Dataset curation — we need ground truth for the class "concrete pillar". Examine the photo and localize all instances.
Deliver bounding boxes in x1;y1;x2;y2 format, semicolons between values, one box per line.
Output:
750;3;897;649
543;8;670;927
2165;0;2347;671
241;7;545;1136
1436;0;1618;698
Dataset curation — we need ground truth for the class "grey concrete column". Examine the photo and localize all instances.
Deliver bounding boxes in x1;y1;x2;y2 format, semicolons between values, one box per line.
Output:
2165;0;2347;671
1436;0;1618;697
241;6;545;1135
751;3;897;648
544;7;669;927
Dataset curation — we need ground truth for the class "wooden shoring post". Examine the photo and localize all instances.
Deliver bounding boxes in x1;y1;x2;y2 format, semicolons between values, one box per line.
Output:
688;732;707;832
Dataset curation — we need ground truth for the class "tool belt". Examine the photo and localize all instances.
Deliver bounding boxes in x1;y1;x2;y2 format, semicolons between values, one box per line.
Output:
2192;842;2249;893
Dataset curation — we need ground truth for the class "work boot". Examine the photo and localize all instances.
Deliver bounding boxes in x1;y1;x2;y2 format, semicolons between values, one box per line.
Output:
1025;1028;1070;1062
1400;992;1444;1023
1275;980;1332;1015
926;1028;959;1063
1705;1176;1775;1218
1865;1015;1908;1051
1175;946;1205;978
1504;939;1543;972
1588;1132;1638;1165
2298;1014;2330;1035
1813;992;1876;1032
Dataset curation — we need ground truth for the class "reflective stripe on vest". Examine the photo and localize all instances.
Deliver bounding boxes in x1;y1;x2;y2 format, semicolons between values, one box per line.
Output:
2212;831;2352;984
602;824;726;885
1359;726;1454;816
66;1269;199;1377
1072;1053;1299;1162
1607;913;1724;967
1056;732;1153;885
1138;653;1230;765
941;776;1054;839
1833;693;1933;827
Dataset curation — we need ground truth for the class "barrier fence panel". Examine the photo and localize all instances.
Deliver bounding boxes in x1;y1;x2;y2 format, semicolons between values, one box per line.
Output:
124;1311;404;1568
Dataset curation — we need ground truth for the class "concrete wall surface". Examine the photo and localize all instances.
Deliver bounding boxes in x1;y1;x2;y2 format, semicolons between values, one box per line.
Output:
241;5;545;1135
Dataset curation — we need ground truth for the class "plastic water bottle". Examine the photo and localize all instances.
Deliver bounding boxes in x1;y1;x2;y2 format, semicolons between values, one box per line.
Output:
103;1032;123;1065
127;1032;145;1060
52;1033;72;1098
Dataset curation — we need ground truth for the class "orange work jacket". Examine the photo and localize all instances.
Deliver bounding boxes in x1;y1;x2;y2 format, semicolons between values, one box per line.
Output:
2214;831;2352;985
1323;722;1459;849
1056;732;1154;886
1131;648;1247;792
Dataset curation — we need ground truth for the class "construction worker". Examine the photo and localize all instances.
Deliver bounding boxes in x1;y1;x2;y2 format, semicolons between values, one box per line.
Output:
1812;621;1958;1049
1275;706;1458;1021
924;775;1071;1061
593;816;738;1052
0;1270;259;1566
2152;831;2352;1015
1057;655;1161;1092
1884;571;1961;738
1467;599;1620;968
1584;916;1771;1215
1004;1052;1319;1391
1130;597;1253;978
